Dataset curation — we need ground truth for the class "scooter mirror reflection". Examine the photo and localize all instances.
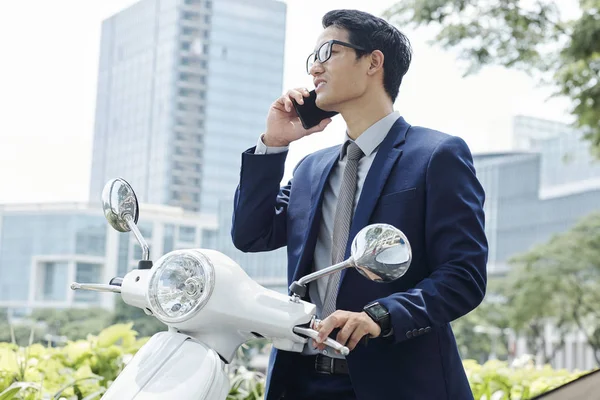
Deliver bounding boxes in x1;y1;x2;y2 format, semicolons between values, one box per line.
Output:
351;223;412;282
102;178;140;233
289;223;412;299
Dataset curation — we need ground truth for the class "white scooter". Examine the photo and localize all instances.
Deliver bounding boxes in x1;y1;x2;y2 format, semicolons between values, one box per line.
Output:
71;178;412;399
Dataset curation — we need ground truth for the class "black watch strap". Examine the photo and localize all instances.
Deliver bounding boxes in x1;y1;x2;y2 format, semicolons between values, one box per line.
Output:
364;302;393;337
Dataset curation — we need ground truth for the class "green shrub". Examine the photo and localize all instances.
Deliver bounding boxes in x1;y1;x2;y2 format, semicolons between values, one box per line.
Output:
464;357;589;399
0;324;590;400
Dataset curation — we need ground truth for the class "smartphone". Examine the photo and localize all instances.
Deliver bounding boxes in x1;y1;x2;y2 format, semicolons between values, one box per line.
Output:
292;89;338;130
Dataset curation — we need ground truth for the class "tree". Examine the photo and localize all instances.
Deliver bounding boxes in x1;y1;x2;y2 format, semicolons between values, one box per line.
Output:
0;303;165;345
500;263;572;364
451;296;511;363
385;0;600;156
30;307;114;341
505;212;600;363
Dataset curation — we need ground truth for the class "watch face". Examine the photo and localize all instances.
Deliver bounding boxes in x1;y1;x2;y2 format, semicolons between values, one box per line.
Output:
368;304;388;319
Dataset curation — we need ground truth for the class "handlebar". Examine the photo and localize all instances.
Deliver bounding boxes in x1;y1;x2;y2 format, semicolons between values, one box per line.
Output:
293;326;350;356
70;282;122;293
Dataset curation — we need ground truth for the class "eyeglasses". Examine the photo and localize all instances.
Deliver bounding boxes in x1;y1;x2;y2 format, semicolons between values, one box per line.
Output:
306;40;367;74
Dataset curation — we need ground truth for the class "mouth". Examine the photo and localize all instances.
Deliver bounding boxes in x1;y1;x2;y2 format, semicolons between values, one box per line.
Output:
314;80;326;92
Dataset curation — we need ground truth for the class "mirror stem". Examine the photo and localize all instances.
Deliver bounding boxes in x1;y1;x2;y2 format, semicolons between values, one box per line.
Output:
298;258;354;286
289;258;355;302
125;214;150;261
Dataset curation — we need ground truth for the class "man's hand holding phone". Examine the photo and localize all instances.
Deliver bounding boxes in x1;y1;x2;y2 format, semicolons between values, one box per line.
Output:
263;88;334;147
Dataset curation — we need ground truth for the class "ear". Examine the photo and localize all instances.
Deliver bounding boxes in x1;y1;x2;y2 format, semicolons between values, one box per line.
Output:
367;50;384;76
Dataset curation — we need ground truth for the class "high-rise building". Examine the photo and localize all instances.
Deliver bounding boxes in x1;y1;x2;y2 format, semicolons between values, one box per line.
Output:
89;0;286;213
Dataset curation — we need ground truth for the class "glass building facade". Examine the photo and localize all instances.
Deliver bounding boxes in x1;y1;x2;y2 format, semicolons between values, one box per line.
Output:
0;203;217;311
216;199;288;293
513;115;600;188
89;0;286;214
473;152;600;275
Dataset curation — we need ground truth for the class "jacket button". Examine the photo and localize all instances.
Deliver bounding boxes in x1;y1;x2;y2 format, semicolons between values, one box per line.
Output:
418;328;425;335
412;329;419;337
406;331;412;339
425;327;431;333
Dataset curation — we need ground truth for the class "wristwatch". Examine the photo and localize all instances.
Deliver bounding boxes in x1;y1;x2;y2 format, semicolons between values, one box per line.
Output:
363;302;393;338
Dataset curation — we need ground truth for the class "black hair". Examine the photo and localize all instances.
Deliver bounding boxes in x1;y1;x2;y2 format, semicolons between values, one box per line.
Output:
322;9;412;102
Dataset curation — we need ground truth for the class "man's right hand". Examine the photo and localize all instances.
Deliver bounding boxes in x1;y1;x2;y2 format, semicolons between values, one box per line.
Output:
263;88;333;147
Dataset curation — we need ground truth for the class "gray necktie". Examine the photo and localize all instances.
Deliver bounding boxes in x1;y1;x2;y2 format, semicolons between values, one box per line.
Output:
322;141;364;317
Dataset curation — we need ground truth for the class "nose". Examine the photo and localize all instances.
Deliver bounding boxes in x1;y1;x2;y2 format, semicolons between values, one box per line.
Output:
309;60;324;76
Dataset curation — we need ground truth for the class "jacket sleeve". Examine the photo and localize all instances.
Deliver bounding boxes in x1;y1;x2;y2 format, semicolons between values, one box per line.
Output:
377;135;488;343
230;146;293;252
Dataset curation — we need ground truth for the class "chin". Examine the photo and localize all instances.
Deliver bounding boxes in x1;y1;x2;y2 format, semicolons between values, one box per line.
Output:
315;93;337;112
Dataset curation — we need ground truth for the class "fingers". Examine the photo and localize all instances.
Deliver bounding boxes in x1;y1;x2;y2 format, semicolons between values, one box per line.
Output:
296;87;311;99
346;328;369;351
276;88;311;112
313;311;379;353
335;317;358;346
305;117;333;135
317;312;345;344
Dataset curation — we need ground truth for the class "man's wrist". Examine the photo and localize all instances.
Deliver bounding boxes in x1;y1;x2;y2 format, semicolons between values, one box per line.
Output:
363;302;393;338
262;133;290;148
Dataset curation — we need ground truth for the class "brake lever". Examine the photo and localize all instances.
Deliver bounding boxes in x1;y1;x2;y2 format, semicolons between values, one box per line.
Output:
292;326;350;356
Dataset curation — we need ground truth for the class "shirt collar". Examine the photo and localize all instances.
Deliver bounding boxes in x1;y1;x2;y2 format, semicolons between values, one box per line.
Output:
339;111;401;160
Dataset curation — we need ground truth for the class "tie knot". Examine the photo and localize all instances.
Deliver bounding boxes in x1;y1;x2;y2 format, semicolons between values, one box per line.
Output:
346;142;364;161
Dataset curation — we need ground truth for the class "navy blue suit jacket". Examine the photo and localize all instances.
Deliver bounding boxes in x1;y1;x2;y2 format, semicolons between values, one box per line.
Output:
231;117;488;400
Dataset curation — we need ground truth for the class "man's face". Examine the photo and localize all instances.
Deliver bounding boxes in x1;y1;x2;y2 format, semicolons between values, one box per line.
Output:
309;27;370;111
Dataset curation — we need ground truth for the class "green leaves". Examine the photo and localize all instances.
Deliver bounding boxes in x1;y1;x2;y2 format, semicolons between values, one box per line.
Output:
500;212;600;363
0;324;590;400
465;358;587;399
96;323;137;349
226;366;265;400
0;383;40;400
0;324;268;400
386;0;600;157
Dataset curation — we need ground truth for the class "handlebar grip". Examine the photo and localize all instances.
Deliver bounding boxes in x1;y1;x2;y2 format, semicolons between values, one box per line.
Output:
109;277;124;286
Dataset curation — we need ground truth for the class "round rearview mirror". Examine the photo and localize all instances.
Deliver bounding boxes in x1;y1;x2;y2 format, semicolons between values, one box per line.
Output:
101;178;139;233
350;223;412;282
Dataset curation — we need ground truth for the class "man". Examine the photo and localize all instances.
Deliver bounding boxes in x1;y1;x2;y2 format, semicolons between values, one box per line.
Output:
231;9;488;400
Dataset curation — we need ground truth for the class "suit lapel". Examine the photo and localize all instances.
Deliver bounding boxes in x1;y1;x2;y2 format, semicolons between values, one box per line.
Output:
339;117;411;284
291;146;340;284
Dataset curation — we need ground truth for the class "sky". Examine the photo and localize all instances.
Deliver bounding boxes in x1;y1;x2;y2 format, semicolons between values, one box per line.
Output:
0;0;575;204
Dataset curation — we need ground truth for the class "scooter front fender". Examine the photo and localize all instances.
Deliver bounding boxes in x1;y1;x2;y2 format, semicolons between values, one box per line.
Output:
103;331;229;400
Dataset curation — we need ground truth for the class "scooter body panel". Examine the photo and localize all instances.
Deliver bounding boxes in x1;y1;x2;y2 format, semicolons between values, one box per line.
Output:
102;331;229;400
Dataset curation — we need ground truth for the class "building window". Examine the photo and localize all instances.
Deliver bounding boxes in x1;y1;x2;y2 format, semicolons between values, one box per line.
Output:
183;11;200;20
74;263;101;303
182;27;199;36
179;226;196;242
43;263;55;299
164;224;175;254
118;235;130;277
41;262;68;302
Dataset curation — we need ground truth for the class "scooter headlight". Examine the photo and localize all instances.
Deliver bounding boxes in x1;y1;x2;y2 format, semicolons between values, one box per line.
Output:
147;249;215;323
